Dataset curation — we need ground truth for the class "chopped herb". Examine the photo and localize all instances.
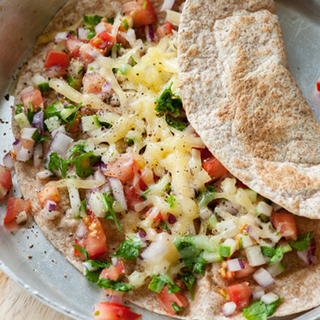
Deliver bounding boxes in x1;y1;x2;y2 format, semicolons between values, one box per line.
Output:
141;188;150;200
261;246;275;257
112;237;142;260
47;152;68;178
85;269;102;283
72;245;89;260
68;142;87;161
86;26;96;40
66;102;82;131
290;232;314;252
79;199;87;218
269;245;284;264
243;299;283;320
71;151;100;178
165;115;188;131
67;74;76;88
15;104;23;115
83;14;102;26
107;17;114;24
97;278;134;292
148;274;180;294
130;56;136;66
142;1;147;9
101;191;122;232
31;127;52;143
155;83;183;116
196;185;215;208
44;104;61;119
38;82;50;93
122;19;129;30
117;64;131;75
180;272;195;300
27;103;41;124
166;194;176;208
125;138;134;146
78;67;85;75
160;221;170;231
172;302;184;313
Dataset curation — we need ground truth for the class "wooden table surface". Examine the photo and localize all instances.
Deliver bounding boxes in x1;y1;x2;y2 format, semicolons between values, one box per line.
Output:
0;270;72;320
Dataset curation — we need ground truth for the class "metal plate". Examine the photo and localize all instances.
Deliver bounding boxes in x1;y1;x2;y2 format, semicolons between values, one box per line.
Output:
1;0;320;319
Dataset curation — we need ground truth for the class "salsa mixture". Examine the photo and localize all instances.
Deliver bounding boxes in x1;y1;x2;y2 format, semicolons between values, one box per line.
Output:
1;1;317;319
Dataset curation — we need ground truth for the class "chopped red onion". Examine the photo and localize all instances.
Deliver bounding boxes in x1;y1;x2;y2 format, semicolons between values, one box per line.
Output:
145;24;155;43
168;214;177;224
253;268;275;288
34;143;43;167
221;302;236;317
77;28;89;40
32;110;44;135
75;221;88;238
92;161;107;173
100;183;111;194
13;139;20;146
43;206;60;220
95;22;107;34
3;153;14;169
109;177;127;211
66;31;73;38
101;82;112;93
138;232;147;238
21;127;37;141
36;169;53;179
54;31;68;44
46;200;57;211
251;287;265;301
161;0;175;11
227;258;244;272
109;295;123;305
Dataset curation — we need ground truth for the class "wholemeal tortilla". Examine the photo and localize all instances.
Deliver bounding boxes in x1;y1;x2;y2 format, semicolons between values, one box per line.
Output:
10;0;320;319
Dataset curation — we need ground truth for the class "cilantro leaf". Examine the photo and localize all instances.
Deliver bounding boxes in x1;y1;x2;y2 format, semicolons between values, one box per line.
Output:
97;278;133;292
67;74;76;88
160;221;170;231
100;191;122;232
155;83;183;116
68;142;86;161
85;260;111;283
107;18;114;24
83;14;102;26
32;127;52;143
166;194;176;208
180;272;195;300
196;185;216;208
261;246;275;257
243;299;283;320
86;26;96;40
148;274;180;294
172;302;184;313
44;104;61;119
112;238;142;260
141;188;150;200
85;269;102;283
72;151;100;178
65;102;82;131
27;104;41;124
165;115;188;131
86;260;111;269
269;245;284;264
47;152;69;178
78;199;87;218
72;245;89;260
15;104;23;115
290;232;314;252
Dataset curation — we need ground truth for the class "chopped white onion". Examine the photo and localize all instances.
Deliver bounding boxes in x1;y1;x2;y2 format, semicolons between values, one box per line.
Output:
88;191;106;218
165;9;181;26
256;201;273;217
271;202;282;211
221;238;237;257
95;22;107;34
19;86;34;96
245;246;266;267
3;153;14;169
112;257;118;265
101;82;112;93
78;28;89;40
82;261;99;273
33;143;43;167
227;258;244;272
37;169;53;179
109;295;123;305
239;234;253;249
21;127;37;140
54;31;68;44
119;29;136;47
252;287;265;301
161;0;175;11
145;206;160;220
261;292;279;304
49;131;73;157
15;211;28;225
51;125;66;137
16;146;34;162
253;268;275;288
76;221;88;238
134;200;149;213
247;225;259;241
109;177;127;211
68;186;81;218
43;206;60;220
222;302;237;317
141;233;169;262
94;170;107;183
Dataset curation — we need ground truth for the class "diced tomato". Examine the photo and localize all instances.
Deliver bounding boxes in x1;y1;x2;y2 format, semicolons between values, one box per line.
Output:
66;114;81;133
74;213;107;259
82;72;106;94
270;210;298;241
227;282;251;309
202;156;228;180
122;0;157;27
156;285;189;316
21;89;44;111
37;185;60;207
0;165;12;200
79;43;101;65
44;50;69;69
66;37;86;58
145;207;164;221
156;22;173;40
124;184;145;212
93;302;141;320
90;32;116;54
317;77;320;92
234;260;256;279
105;155;137;184
4;197;31;224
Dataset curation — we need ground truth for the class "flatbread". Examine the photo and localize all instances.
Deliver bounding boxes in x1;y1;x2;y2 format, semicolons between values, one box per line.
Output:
11;0;320;319
179;0;320;220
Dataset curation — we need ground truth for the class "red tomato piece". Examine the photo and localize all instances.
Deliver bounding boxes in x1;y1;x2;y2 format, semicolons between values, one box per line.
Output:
227;283;251;309
66;37;86;58
44;50;69;69
145;207;163;221
122;0;157;27
4;197;31;224
74;214;107;260
21;89;44;111
234;260;256;279
37;185;60;207
90;32;116;54
100;260;125;281
202;156;227;180
0;165;12;200
270;210;298;241
124;185;145;212
105;155;137;184
156;22;173;39
156;285;189;316
317;77;320;92
82;72;106;94
93;302;141;320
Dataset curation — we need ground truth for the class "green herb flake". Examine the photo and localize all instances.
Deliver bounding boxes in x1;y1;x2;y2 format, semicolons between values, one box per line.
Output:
160;221;170;231
290;231;314;252
196;185;216;208
78;199;87;218
101;191;122;232
142;1;147;9
67;74;76;88
261;246;275;257
243;299;283;320
97;278;134;292
15;104;24;115
130;56;136;66
107;18;114;24
112;238;142;260
86;26;96;40
155;83;183;116
72;151;100;178
180;272;195;300
72;245;89;260
44;104;61;119
166;194;176;208
83;14;102;26
148;274;180;294
269;245;284;264
172;302;184;314
122;19;129;30
47;152;69;178
31;127;52;143
66;102;82;131
27;103;41;124
141;188;150;200
165;115;188;131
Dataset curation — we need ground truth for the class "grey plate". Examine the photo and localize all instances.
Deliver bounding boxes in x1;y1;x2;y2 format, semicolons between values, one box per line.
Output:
1;0;320;319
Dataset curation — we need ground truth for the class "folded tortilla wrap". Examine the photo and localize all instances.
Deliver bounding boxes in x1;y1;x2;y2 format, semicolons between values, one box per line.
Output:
10;0;320;319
